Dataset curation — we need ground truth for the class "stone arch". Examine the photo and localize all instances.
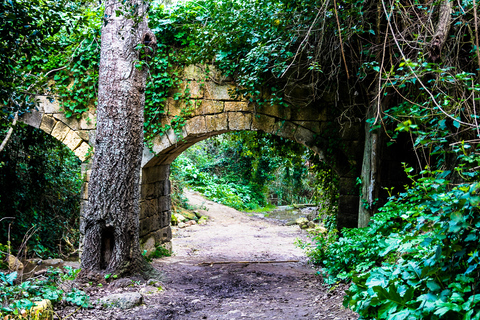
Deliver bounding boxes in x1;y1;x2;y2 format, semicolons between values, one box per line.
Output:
19;96;95;162
138;66;365;250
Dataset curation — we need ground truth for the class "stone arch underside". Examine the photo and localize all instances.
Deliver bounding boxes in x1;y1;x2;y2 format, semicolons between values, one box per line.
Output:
19;65;366;252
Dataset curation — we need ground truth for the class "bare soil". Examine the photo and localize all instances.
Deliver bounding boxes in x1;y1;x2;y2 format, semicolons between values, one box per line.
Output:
56;190;358;320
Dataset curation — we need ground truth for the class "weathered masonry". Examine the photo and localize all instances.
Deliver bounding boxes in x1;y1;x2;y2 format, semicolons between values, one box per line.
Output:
20;64;408;252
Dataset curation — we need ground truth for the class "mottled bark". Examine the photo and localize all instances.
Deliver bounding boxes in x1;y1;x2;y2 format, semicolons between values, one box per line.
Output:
429;0;452;62
80;0;157;278
358;104;382;228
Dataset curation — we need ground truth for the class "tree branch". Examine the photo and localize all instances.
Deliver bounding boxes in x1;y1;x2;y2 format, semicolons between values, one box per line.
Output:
0;111;19;153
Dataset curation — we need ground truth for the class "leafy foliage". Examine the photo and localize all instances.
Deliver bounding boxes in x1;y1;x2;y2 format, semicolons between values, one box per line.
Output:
0;267;89;316
171;131;317;210
306;157;480;318
0;0;93;139
0;126;82;258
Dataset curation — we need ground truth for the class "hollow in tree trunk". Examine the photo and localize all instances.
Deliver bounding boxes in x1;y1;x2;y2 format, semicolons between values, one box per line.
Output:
80;0;157;279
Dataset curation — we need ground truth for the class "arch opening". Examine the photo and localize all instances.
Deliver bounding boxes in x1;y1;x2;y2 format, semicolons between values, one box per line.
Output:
140;123;361;251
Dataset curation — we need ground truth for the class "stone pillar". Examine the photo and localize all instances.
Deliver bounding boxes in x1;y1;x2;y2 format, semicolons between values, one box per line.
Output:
336;123;364;230
139;165;173;253
337;176;360;229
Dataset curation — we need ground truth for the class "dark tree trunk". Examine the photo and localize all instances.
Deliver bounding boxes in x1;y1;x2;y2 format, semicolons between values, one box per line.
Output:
429;0;452;62
80;0;157;278
358;103;383;228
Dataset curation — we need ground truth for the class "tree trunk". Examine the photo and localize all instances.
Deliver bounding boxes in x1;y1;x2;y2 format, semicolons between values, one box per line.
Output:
358;102;383;228
429;0;452;62
80;0;157;278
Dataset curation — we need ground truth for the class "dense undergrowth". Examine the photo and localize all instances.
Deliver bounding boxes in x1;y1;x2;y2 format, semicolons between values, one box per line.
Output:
0;126;82;259
302;159;480;319
171;131;317;211
0;267;88;317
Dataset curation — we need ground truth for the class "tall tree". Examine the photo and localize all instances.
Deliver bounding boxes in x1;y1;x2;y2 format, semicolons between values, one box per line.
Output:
80;0;157;278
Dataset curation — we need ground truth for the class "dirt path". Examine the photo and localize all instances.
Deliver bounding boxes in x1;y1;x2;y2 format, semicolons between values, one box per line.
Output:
57;191;358;319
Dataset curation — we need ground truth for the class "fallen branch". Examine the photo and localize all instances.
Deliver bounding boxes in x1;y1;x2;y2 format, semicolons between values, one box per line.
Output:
198;260;299;266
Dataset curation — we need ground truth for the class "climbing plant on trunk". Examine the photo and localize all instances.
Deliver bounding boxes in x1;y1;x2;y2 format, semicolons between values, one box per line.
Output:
80;0;157;278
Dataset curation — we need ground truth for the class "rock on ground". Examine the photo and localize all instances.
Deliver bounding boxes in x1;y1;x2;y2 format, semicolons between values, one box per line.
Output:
99;292;143;309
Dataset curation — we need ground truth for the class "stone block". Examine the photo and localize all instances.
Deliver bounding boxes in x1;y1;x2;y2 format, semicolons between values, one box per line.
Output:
151;133;173;155
185;116;207;135
184;65;205;80
81;162;91;176
151;226;172;243
194;100;224;115
149;215;161;233
77;130;89;142
158;195;171;212
294;126;315;146
187;81;204;99
80;112;96;130
339;177;357;195
224;101;252;112
39;115;57;134
20;110;42;128
141;181;170;200
257;103;291;119
79;216;85;235
337;196;359;229
273;120;297;140
140;215;161;236
80;200;88;218
252;114;276;133
166;97;184;117
81;182;88;200
309;146;325;160
53;112;80;131
205;113;228;132
141;184;156;200
63;130;82;151
140;199;157;219
51;121;70;142
338;195;360;214
39;96;61;114
291;105;328;122
160;210;171;228
204;82;236;100
292;121;321;134
140;236;156;256
86;131;95;147
74;142;91;162
142;145;156;168
142;165;170;184
228;112;252;131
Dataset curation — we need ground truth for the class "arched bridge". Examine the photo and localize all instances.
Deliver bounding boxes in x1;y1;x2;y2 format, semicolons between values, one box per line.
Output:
20;64;408;252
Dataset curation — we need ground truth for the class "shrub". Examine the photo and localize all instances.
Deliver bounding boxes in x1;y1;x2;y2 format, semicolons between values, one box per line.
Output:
306;163;480;319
